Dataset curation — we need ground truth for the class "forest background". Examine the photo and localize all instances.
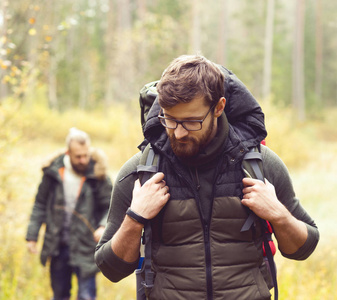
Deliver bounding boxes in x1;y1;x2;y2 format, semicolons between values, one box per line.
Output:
1;0;337;299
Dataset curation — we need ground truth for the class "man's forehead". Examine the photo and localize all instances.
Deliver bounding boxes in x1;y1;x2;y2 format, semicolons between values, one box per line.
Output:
163;98;209;119
69;140;89;153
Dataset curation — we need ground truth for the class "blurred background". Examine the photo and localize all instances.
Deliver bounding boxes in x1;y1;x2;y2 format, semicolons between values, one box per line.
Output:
0;0;336;299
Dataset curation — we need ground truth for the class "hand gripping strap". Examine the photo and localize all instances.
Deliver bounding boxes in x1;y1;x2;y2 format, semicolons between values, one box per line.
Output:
241;148;264;232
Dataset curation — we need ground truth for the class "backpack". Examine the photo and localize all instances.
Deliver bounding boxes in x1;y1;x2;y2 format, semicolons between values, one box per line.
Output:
136;82;278;300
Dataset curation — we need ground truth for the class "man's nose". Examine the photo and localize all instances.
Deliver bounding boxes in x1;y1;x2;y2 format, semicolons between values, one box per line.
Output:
174;124;189;140
79;156;87;164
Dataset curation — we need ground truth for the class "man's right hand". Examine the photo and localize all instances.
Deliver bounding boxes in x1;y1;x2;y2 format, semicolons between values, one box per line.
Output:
130;172;170;220
110;172;170;263
27;241;38;254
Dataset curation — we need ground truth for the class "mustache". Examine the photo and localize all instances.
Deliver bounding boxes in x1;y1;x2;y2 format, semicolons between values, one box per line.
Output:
171;135;193;143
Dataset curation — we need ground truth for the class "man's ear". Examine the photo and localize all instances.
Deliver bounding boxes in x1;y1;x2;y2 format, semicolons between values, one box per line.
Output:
214;97;226;118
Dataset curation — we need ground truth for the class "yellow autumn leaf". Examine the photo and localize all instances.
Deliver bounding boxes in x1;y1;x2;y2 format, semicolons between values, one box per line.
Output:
28;18;36;25
28;28;37;36
45;36;52;42
2;75;10;83
1;60;12;70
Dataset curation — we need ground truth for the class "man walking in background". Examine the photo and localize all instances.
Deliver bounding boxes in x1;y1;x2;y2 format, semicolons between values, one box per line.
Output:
26;127;112;300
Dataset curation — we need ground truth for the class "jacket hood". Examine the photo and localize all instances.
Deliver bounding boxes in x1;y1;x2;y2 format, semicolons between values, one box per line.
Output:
142;66;267;150
42;147;109;180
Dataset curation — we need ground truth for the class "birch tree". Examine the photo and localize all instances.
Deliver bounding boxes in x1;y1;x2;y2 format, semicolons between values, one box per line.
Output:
217;0;228;66
262;0;275;101
292;0;306;121
315;0;323;104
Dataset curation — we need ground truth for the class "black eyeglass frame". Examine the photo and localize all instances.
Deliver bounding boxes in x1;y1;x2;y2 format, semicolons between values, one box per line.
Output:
157;104;215;131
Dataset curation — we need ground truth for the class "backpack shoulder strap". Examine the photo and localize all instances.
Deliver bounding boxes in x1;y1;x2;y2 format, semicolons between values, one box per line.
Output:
136;144;159;299
137;143;160;184
240;147;263;232
241;146;264;181
240;146;278;300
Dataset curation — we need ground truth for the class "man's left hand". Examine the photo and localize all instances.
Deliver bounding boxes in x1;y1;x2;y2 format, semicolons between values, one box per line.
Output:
93;226;105;243
241;177;289;223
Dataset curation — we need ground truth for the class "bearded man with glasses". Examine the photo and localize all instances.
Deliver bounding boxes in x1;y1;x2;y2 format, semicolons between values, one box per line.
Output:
95;54;319;300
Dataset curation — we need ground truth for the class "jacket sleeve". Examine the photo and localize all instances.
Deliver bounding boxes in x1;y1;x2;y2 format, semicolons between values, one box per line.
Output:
26;173;52;241
262;145;319;260
95;176;113;228
95;152;141;282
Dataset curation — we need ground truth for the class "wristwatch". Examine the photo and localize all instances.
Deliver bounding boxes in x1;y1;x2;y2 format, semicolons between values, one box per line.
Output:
126;207;149;225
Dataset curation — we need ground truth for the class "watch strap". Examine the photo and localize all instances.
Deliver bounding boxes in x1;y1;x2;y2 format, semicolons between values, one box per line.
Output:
126;207;149;226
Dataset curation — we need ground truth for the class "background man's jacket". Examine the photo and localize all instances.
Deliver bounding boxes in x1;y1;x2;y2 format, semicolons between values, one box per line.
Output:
26;148;112;278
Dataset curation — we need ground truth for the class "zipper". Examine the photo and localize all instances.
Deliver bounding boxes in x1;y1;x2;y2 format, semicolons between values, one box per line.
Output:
157;150;217;299
204;223;213;300
175;168;214;300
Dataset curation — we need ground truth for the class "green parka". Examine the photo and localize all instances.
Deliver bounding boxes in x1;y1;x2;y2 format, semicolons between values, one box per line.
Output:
26;148;112;278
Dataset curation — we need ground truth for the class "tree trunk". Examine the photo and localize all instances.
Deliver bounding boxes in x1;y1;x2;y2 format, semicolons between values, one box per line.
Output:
113;0;134;103
45;1;58;109
262;0;275;101
292;0;306;121
137;0;148;74
315;0;323;103
191;0;201;53
104;0;116;107
48;56;58;109
217;0;228;66
0;1;9;101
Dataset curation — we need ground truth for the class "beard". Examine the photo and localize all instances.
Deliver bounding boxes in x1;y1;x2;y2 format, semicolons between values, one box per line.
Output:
71;162;88;175
168;120;214;159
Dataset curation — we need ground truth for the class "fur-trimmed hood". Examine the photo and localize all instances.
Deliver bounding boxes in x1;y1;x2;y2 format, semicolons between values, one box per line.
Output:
42;147;109;180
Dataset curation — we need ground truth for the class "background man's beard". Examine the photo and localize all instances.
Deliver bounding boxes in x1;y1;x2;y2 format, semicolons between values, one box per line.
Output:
71;163;88;175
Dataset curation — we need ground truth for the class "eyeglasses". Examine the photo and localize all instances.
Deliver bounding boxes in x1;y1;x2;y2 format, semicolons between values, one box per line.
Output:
158;105;215;131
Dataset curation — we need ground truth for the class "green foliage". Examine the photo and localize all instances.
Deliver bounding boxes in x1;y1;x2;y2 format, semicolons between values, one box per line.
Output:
1;0;337;115
228;1;266;97
270;1;293;107
133;12;190;83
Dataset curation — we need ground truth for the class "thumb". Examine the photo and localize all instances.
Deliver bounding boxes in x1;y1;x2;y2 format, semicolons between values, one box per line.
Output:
134;179;141;190
264;178;271;186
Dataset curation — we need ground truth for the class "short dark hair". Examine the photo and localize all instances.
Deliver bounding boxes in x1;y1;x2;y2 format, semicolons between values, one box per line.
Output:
157;54;225;109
